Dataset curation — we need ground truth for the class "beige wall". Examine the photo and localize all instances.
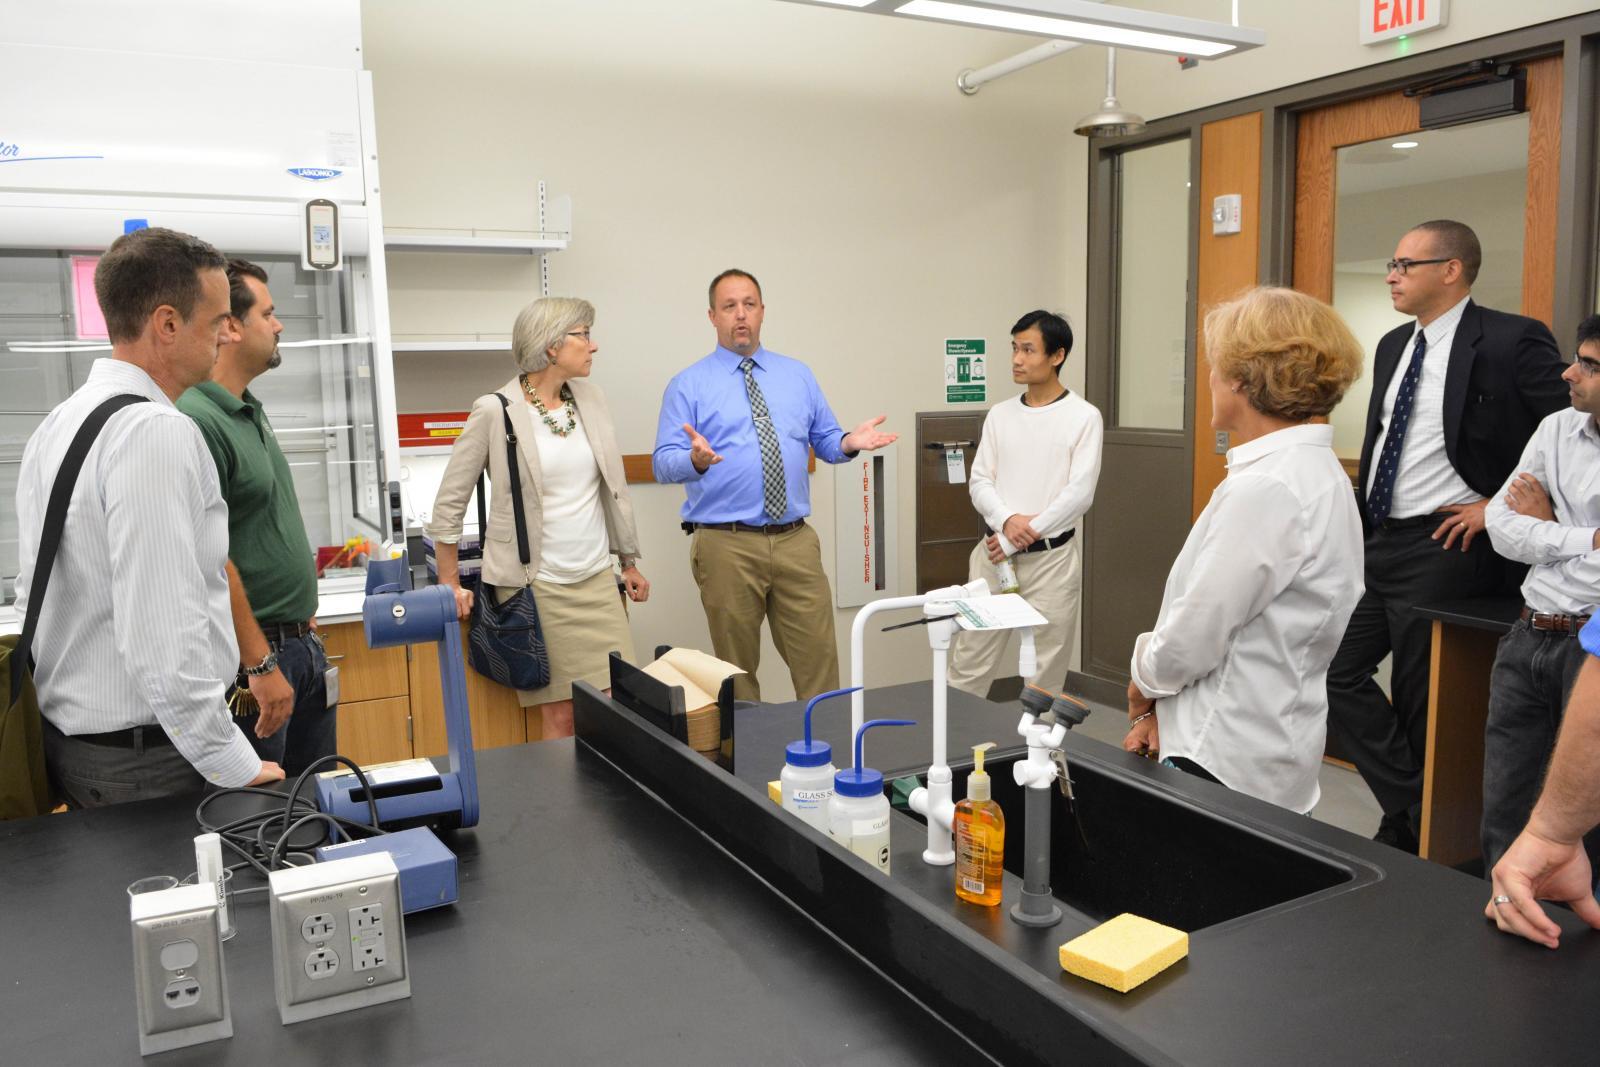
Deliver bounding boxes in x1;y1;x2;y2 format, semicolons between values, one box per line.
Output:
364;0;1102;702
364;0;1596;702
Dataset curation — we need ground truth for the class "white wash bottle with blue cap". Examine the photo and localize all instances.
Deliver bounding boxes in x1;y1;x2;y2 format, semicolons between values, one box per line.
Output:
827;718;916;874
781;686;858;832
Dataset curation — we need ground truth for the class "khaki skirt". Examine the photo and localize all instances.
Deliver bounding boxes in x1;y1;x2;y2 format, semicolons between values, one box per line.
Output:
490;567;635;706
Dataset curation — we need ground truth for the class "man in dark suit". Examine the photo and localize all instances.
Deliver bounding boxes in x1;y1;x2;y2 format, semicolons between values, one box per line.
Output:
1326;219;1567;853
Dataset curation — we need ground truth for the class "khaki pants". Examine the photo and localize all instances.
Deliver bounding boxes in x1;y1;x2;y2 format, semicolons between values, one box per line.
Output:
947;536;1082;698
689;523;840;702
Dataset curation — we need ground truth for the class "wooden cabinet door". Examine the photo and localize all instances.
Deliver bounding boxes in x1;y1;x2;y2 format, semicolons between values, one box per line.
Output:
409;641;527;757
321;622;409;702
337;696;413;767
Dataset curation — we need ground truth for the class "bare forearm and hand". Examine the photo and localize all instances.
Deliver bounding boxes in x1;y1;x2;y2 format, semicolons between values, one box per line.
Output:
427;399;495;620
1487;658;1600;947
226;561;294;737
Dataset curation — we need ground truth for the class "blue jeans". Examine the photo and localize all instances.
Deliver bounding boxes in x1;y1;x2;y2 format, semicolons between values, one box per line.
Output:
1481;618;1600;872
236;631;335;777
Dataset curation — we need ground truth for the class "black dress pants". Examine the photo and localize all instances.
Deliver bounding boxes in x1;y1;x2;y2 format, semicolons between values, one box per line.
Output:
1326;516;1504;821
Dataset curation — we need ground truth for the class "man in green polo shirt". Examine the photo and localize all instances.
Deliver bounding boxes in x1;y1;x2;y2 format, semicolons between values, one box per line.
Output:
178;259;334;774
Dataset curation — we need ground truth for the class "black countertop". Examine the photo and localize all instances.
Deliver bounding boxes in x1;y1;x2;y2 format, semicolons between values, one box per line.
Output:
1414;595;1522;634
715;682;1600;1065
0;743;973;1065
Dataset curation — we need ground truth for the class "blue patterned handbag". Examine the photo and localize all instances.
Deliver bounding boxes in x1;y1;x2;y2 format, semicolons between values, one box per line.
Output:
466;395;551;690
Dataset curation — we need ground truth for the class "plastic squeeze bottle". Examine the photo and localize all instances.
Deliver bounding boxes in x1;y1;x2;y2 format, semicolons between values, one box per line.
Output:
781;686;859;832
827;718;916;874
954;741;1006;907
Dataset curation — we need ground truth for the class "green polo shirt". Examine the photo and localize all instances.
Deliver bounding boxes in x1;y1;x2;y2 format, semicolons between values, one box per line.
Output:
178;381;318;625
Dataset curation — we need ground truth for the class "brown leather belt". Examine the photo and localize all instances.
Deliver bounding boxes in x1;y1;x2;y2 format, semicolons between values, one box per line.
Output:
1521;606;1592;635
683;519;806;535
259;619;313;647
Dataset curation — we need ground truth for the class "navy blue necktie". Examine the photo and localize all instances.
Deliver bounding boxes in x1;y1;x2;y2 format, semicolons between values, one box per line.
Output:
1367;329;1427;524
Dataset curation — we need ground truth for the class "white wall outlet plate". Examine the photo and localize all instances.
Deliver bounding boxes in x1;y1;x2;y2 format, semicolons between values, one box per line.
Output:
130;882;232;1056
268;852;410;1024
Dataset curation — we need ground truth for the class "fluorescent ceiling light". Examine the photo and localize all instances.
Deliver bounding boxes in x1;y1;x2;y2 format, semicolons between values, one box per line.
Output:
809;0;877;5
1391;140;1419;149
889;0;1262;58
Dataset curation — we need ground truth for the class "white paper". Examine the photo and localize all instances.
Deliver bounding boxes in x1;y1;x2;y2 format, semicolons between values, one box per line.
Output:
945;448;966;484
949;594;1049;631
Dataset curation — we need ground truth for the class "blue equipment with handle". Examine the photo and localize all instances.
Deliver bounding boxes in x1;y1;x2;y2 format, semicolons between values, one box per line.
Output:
315;557;479;830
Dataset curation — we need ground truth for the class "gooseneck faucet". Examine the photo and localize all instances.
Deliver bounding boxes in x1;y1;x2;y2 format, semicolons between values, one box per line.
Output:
849;580;1037;866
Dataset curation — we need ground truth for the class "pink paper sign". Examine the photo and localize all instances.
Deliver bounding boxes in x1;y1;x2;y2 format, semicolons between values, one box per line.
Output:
72;256;108;340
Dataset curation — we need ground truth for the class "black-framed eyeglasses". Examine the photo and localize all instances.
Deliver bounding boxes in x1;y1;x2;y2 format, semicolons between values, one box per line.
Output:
1572;353;1600;378
1386;257;1452;276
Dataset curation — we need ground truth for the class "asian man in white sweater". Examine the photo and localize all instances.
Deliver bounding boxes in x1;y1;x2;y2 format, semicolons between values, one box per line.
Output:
948;310;1103;698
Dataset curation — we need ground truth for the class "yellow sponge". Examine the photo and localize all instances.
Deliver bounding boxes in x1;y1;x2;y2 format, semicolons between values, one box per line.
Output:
1059;913;1188;993
768;780;781;805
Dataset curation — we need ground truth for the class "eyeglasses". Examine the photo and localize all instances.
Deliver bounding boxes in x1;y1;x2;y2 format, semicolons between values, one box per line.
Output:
566;330;592;342
1572;353;1600;378
1385;257;1452;276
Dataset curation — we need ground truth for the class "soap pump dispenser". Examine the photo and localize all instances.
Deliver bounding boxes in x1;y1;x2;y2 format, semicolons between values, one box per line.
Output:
781;686;859;832
954;741;1006;906
827;718;915;874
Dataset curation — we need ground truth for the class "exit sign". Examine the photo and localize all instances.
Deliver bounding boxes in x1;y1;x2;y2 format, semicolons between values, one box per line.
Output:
1360;0;1447;45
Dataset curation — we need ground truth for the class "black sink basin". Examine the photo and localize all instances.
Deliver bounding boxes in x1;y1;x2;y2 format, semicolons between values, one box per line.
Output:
932;748;1366;931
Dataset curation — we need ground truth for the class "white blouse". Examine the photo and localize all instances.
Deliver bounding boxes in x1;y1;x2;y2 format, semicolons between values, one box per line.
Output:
528;401;611;584
1130;424;1363;813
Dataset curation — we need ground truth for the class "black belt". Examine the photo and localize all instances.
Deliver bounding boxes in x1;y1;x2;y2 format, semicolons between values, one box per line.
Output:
259;619;312;647
987;527;1076;554
71;724;173;750
1375;511;1450;532
683;519;806;535
1521;607;1592;635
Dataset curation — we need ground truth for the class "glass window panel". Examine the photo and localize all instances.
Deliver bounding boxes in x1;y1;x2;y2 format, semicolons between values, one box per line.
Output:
1330;113;1529;461
1115;137;1192;431
0;251;385;603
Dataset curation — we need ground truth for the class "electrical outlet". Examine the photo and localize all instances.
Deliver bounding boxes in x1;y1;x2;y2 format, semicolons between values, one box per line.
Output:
130;884;232;1055
301;913;336;943
268;853;410;1024
305;947;340;979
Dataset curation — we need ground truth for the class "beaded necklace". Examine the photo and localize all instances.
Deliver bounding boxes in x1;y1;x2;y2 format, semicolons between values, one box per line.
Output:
520;374;577;437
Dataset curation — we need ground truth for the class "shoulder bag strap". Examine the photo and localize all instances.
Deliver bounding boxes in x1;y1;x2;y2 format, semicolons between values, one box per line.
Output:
11;393;148;702
494;394;532;567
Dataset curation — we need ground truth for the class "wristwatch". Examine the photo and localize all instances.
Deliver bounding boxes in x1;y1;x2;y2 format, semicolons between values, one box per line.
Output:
619;554;638;570
243;650;280;677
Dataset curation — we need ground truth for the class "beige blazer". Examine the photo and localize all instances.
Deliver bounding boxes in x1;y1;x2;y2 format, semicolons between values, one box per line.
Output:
426;376;641;588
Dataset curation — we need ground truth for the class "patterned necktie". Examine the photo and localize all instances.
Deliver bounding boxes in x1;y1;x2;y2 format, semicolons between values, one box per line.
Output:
739;357;787;522
1367;329;1428;524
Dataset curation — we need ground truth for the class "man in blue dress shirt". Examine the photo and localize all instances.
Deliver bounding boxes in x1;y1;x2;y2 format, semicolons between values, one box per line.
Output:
653;269;896;701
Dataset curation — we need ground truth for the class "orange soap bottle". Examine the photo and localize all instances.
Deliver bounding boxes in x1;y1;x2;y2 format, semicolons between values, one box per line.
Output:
954;741;1006;907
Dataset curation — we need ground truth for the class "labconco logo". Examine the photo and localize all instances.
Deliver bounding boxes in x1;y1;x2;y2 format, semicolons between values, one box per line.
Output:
288;167;342;181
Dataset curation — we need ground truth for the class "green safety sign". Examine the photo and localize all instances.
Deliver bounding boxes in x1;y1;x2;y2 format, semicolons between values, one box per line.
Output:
944;339;986;404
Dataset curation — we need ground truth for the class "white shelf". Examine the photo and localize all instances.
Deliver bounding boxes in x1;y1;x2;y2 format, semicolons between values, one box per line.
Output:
390;339;511;353
383;230;568;255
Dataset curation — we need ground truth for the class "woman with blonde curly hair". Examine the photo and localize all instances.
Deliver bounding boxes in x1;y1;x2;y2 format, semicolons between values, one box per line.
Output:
1123;286;1365;812
429;297;647;738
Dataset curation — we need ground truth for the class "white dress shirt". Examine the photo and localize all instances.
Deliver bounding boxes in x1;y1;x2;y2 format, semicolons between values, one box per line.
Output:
1365;295;1478;518
968;391;1103;549
1131;424;1363;812
13;359;262;786
1485;407;1600;616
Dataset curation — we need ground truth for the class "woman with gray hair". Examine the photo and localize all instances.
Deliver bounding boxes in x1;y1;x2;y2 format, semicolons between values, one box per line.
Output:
428;296;647;738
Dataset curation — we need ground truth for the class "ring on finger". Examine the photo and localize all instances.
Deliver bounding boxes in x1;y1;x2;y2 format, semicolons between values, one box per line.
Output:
1491;895;1512;907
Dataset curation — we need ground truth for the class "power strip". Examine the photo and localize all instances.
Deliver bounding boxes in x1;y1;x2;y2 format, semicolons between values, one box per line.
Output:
267;852;410;1024
129;882;232;1055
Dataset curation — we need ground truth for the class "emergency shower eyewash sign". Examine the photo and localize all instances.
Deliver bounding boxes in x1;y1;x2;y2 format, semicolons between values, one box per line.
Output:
945;339;986;404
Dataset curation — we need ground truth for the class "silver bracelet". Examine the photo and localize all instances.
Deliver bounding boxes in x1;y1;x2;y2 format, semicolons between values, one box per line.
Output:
1127;710;1155;729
